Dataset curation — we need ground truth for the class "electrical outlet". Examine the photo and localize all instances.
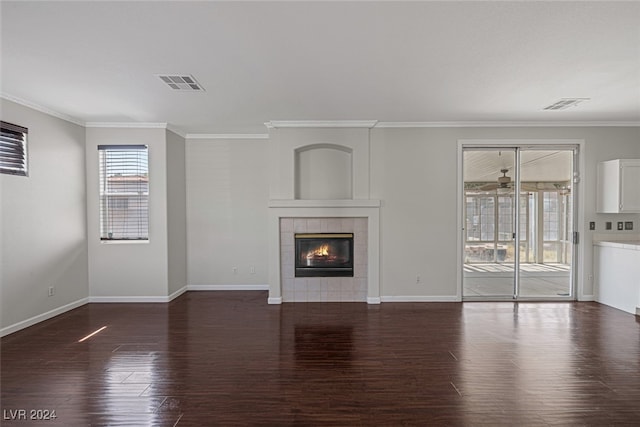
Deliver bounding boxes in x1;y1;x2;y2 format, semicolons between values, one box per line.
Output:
250;265;255;274
232;267;238;274
589;222;595;230
416;275;421;284
605;222;612;230
625;221;633;230
48;286;55;297
617;222;624;231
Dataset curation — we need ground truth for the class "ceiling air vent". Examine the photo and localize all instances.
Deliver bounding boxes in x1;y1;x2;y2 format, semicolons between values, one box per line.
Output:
543;98;589;111
157;74;204;91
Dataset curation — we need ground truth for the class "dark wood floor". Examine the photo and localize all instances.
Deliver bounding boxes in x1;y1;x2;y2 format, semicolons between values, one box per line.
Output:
2;292;640;426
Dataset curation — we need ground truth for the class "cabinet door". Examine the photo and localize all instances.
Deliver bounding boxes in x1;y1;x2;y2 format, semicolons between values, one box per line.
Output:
620;161;640;212
597;160;620;213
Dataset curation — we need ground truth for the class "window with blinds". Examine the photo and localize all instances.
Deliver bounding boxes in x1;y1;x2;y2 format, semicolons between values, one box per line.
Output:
0;121;28;176
98;145;149;240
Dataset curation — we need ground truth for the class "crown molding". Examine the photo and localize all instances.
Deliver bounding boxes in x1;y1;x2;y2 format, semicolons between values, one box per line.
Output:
4;92;637;132
166;125;187;138
1;92;85;126
265;120;378;129
374;121;640;128
186;133;269;139
85;122;168;129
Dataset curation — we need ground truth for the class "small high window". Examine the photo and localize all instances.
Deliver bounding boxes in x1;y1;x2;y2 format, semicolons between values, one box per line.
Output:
98;145;149;240
0;121;28;176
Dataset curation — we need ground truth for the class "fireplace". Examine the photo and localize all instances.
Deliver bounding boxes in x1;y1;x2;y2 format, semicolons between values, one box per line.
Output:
295;233;354;277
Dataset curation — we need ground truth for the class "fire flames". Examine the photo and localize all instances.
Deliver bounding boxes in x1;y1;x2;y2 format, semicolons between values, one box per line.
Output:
307;244;330;259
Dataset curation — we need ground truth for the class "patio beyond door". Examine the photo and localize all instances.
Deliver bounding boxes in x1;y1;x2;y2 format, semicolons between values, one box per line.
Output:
462;147;576;300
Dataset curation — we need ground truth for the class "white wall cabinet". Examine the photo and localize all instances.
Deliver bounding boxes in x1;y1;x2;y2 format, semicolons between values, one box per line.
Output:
596;159;640;213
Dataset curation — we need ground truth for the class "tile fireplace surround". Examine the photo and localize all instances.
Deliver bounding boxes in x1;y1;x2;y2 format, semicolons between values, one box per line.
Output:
282;217;366;302
267;200;381;304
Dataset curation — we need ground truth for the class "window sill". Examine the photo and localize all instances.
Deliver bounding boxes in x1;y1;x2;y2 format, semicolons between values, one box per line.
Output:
100;240;150;245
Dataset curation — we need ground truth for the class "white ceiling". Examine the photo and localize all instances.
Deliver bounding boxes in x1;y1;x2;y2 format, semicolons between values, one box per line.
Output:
1;1;639;134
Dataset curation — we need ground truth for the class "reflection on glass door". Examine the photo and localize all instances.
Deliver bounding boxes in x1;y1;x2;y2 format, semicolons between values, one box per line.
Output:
518;150;574;298
462;147;576;300
463;149;516;298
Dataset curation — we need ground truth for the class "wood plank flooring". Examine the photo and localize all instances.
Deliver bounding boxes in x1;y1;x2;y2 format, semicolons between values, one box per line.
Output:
2;291;640;426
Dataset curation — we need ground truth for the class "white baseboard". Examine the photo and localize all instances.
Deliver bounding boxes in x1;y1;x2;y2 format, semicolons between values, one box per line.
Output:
169;286;188;301
579;294;595;302
1;285;263;336
89;295;172;303
88;286;189;303
1;297;89;338
380;295;459;302
187;284;269;291
367;297;381;304
268;296;283;304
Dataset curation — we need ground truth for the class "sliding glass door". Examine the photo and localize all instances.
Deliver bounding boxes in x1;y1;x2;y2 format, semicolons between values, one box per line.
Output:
517;149;575;298
463;149;517;298
462;146;577;300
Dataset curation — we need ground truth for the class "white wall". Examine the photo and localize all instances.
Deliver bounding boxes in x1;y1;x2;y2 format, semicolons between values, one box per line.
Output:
370;128;459;298
370;126;640;300
86;127;169;299
166;130;187;296
185;126;638;301
1;99;88;333
186;138;269;286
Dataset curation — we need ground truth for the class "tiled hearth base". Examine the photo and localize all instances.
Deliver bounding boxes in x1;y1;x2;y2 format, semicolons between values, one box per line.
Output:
280;217;367;302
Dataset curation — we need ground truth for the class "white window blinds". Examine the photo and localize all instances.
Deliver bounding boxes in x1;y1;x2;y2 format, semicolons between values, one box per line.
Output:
0;121;28;176
98;145;149;240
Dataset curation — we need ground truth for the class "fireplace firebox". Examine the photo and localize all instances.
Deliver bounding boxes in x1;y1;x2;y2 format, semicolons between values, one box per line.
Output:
295;233;354;277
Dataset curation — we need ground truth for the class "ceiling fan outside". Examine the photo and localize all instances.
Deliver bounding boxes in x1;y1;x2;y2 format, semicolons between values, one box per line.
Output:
480;169;513;191
477;169;565;193
497;169;511;187
479;169;545;191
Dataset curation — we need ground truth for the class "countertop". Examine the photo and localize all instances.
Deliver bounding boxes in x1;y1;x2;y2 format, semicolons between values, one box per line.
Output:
594;240;640;250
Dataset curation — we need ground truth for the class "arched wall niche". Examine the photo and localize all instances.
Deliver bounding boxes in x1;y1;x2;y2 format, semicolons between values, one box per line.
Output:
294;143;353;200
